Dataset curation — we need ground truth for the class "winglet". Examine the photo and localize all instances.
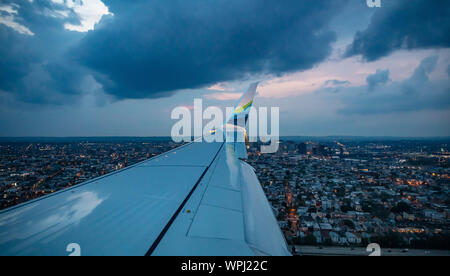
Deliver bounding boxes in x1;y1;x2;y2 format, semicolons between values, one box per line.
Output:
227;82;259;125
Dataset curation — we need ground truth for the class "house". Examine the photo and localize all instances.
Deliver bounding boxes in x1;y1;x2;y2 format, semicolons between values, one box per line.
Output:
297;207;308;216
345;232;359;244
354;233;362;244
313;231;322;244
319;223;333;233
403;212;415;221
329;232;341;244
313;223;320;231
297;230;306;238
362;232;371;240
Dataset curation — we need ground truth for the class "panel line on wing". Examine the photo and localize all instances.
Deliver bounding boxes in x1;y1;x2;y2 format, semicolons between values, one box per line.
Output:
145;142;225;256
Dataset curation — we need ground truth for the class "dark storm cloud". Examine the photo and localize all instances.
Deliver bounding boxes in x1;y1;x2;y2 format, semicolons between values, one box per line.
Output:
366;69;389;91
345;0;450;61
72;0;347;99
0;0;88;104
336;55;449;114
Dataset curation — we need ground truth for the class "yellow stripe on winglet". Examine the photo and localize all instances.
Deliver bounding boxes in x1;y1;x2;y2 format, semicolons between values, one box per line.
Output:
234;101;253;114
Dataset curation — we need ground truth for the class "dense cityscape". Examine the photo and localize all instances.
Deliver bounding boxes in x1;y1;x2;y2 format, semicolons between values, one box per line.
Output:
247;138;450;251
1;137;449;252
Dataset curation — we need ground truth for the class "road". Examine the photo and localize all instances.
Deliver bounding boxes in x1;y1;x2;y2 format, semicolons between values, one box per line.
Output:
293;245;450;256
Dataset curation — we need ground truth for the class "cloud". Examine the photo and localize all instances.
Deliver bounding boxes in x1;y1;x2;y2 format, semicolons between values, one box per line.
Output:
207;83;227;92
3;0;447;109
335;55;449;114
55;0;112;32
0;3;34;35
72;0;347;100
321;79;352;93
324;79;351;87
0;0;110;105
205;92;241;101
407;55;439;84
0;0;348;104
366;69;390;91
345;0;450;61
0;0;111;35
255;48;447;99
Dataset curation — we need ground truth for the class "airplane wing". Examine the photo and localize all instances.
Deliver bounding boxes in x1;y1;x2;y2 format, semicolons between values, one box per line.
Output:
0;83;290;256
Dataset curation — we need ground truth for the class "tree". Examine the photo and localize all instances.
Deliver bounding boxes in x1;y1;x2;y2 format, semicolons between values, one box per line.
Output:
341;204;353;212
343;219;355;229
362;200;373;212
371;233;405;248
302;235;317;246
323;238;333;246
292;236;302;245
371;204;390;219
297;165;306;176
391;201;411;213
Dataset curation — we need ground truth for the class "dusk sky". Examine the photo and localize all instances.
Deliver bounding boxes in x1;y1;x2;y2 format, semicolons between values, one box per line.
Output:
0;0;449;137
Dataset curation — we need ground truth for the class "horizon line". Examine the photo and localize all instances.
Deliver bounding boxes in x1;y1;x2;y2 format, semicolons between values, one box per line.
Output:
0;135;449;139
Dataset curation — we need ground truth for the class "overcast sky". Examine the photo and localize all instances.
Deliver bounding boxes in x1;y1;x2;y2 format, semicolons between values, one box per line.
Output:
0;0;449;137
